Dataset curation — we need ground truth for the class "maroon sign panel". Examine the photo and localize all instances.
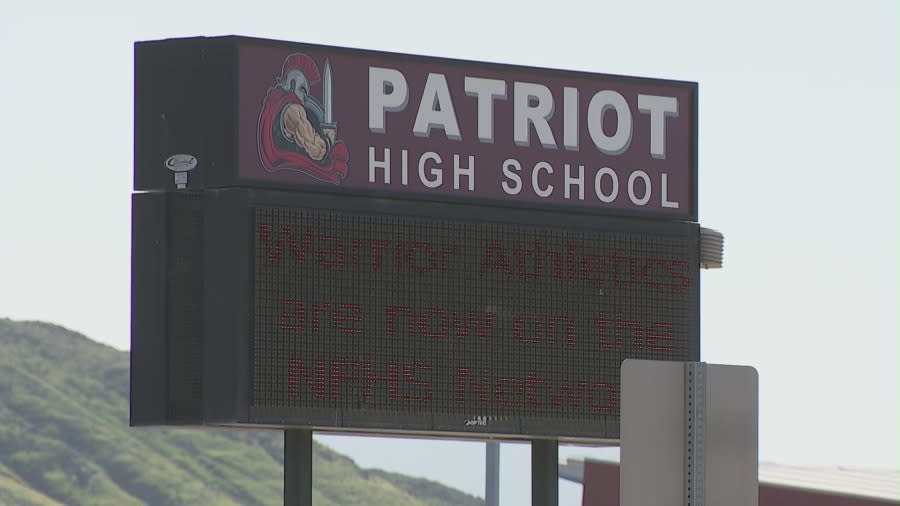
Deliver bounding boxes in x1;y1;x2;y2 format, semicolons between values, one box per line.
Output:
230;38;697;219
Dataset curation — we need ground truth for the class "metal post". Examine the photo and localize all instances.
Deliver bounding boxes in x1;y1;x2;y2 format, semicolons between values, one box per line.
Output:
531;439;558;506
485;441;500;506
685;362;707;506
284;429;313;506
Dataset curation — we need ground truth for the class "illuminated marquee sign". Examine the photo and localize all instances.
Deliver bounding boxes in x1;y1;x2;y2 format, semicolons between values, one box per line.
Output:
130;189;699;440
131;36;701;441
134;36;697;220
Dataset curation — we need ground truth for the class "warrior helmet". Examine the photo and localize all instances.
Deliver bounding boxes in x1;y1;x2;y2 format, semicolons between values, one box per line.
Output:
275;53;321;103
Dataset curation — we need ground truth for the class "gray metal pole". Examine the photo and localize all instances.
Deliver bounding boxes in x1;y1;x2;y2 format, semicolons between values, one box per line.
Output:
284;429;313;506
684;362;707;506
531;439;558;506
485;441;500;506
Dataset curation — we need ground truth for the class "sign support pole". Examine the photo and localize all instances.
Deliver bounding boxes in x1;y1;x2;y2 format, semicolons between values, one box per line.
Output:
684;362;707;506
485;441;500;506
284;429;313;506
531;439;558;506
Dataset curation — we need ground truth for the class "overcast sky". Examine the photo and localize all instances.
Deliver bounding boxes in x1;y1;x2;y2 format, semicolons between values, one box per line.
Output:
2;1;897;504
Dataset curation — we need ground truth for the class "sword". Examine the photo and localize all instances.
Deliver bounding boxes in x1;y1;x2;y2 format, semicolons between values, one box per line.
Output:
321;58;335;130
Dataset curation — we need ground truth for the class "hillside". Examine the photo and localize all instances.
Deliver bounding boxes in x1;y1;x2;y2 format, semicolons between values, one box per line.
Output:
0;319;483;506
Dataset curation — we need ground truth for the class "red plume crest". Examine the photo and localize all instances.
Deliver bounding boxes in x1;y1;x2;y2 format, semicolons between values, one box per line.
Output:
278;53;320;86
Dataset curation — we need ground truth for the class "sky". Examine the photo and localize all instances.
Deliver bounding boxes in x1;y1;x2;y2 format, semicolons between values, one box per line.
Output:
1;1;898;505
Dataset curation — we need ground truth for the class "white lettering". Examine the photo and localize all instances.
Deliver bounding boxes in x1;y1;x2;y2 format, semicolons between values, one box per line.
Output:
464;77;507;143
627;170;651;206
564;164;584;200
369;146;391;184
532;162;554;198
563;87;579;151
514;82;557;149
587;90;633;155
413;73;461;140
369;67;409;133
661;173;679;208
418;152;443;188
401;149;409;185
594;167;618;203
454;155;475;191
501;159;523;195
638;95;678;159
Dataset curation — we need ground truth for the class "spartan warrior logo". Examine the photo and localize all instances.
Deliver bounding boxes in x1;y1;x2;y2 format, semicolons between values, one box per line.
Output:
257;54;349;184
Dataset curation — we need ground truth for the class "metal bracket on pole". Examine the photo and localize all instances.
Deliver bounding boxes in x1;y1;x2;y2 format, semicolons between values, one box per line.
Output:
685;362;707;506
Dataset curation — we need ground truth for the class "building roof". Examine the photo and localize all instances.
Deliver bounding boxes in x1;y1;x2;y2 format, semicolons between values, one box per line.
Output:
559;458;900;503
758;463;900;502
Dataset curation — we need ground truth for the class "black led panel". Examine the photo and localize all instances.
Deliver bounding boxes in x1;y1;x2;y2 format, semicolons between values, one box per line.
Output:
131;188;699;441
247;201;699;439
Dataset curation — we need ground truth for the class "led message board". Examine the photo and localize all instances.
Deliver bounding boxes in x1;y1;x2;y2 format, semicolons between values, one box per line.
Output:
131;189;699;441
134;36;697;220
